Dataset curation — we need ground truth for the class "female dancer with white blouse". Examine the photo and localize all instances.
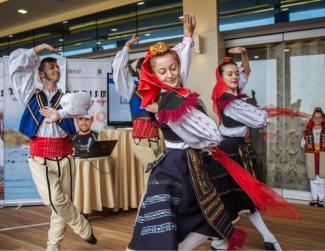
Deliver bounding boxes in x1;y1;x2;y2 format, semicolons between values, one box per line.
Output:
211;47;282;251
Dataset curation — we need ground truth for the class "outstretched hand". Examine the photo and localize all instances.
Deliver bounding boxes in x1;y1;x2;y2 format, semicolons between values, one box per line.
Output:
125;34;140;47
228;47;247;54
34;43;58;55
39;107;61;124
183;13;196;38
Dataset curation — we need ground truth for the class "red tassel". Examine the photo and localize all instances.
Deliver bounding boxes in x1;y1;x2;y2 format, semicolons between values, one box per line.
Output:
158;92;199;123
218;93;248;110
227;228;247;250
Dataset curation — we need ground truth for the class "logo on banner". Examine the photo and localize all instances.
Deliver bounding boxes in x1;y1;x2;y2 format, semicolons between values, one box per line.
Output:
67;69;81;74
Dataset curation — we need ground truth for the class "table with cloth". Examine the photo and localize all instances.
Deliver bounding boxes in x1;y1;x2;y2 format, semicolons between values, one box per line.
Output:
99;128;145;211
74;156;115;214
74;128;147;213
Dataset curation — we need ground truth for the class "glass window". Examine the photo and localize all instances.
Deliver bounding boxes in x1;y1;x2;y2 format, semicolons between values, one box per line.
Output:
0;0;183;57
227;37;325;200
218;0;275;31
288;0;325;21
219;0;325;32
0;36;10;56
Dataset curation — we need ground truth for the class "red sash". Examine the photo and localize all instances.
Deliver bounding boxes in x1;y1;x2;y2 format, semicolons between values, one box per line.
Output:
30;137;73;158
132;118;159;139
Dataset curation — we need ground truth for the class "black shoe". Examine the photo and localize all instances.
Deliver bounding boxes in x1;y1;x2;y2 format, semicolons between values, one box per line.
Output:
264;242;283;251
264;242;276;250
309;200;317;207
317;201;324;207
84;233;97;245
83;218;97;245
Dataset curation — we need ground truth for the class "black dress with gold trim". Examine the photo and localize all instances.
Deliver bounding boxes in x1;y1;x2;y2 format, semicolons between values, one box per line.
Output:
217;92;269;177
128;91;239;250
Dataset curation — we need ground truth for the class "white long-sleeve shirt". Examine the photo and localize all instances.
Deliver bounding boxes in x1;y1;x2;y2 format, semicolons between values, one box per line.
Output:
220;67;268;137
112;37;193;101
167;107;223;150
9;48;90;138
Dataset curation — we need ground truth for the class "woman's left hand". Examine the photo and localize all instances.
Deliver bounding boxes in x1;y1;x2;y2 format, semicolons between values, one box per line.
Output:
228;47;246;54
145;103;158;113
39;107;62;123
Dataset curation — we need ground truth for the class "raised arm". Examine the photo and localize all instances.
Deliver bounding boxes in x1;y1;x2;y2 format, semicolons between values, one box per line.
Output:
172;14;196;86
9;43;58;106
111;35;139;101
228;47;251;90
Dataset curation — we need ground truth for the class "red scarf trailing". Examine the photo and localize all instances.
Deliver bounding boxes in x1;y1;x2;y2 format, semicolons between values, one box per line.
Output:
210;147;302;220
262;106;311;119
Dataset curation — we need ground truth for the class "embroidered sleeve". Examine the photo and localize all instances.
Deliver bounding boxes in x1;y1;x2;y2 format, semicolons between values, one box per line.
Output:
219;124;247;137
158;92;222;149
111;46;135;101
9;48;39;106
58;92;91;118
224;99;268;128
167;107;222;149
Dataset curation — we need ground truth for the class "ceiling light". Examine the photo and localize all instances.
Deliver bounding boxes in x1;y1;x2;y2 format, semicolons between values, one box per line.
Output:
284;48;290;52
62;20;68;24
8;34;13;38
111;28;118;32
179;16;184;20
96;41;101;45
59;38;64;42
137;1;145;5
17;9;28;14
254;55;259;59
144;33;151;36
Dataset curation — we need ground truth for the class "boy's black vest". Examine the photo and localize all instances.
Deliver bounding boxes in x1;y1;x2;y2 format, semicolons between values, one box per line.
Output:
19;90;76;138
129;83;155;120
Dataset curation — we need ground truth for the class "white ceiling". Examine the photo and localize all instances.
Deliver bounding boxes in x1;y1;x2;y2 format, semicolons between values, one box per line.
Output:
0;0;138;37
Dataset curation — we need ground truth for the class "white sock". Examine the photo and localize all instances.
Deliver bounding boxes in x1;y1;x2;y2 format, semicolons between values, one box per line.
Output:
211;238;227;250
178;232;208;250
273;242;283;251
248;211;277;243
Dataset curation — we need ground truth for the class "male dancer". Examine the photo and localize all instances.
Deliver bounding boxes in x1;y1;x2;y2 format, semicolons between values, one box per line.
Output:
9;43;96;251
